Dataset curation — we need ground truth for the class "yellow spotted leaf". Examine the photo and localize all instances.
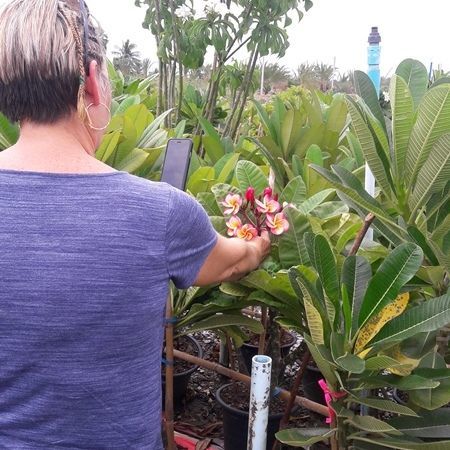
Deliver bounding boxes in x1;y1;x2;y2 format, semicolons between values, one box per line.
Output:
384;344;420;376
355;293;410;354
304;299;324;345
358;347;372;359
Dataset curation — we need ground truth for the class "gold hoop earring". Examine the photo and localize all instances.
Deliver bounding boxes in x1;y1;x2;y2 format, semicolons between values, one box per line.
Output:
84;102;111;131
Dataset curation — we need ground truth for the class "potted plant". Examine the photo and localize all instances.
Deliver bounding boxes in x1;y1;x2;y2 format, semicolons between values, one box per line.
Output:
163;284;264;404
276;234;450;449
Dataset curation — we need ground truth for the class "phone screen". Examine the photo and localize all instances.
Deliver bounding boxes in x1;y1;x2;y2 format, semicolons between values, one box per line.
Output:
160;139;193;191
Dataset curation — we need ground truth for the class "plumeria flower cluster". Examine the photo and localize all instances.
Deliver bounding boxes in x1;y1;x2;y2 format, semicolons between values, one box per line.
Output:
221;186;289;241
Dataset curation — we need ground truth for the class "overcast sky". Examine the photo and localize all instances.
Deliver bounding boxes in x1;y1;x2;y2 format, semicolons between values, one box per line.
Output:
10;0;449;77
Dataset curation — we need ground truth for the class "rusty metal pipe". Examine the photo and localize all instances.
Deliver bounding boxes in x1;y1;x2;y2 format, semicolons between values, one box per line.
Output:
173;349;329;417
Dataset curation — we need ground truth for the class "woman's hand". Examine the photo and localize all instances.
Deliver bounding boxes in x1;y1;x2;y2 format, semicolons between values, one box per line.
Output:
194;231;272;286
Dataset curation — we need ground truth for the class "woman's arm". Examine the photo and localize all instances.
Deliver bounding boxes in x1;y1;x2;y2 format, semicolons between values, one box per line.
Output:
194;230;271;286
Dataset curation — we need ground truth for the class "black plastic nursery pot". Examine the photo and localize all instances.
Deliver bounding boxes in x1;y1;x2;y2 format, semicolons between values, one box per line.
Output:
215;383;284;450
302;365;326;406
240;331;297;375
162;334;203;405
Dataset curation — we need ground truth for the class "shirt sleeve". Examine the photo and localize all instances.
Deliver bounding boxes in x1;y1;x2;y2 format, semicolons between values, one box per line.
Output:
165;186;218;289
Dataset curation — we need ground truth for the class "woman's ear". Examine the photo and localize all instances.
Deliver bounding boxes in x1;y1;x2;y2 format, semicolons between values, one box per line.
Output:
84;60;101;106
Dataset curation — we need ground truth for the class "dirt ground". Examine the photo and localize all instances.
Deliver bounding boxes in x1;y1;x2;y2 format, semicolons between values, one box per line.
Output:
169;331;328;449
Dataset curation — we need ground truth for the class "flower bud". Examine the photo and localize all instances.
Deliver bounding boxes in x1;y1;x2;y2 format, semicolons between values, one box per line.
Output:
245;187;255;203
263;187;273;198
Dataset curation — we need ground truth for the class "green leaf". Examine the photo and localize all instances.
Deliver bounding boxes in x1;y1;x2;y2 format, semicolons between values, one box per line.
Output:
115;95;140;114
312;234;340;319
346;97;394;200
311;165;403;232
252;99;278;144
187;167;216;196
353;70;387;133
235;160;267;194
137;109;172;148
202;136;226;165
124;104;152;137
276;428;334;447
323;93;348;150
390;74;414;183
97;131;121;162
116;148;151;172
0;112;19;149
216;153;240;184
336;354;365;374
351;435;450;450
330;331;345;360
409;133;450;216
304;0;314;11
220;282;251;297
388;409;450;438
185;313;263;334
197;192;222;216
297;189;335;215
358;243;423;328
370;292;450;346
350;396;419;416
407;226;440;266
409;352;450;410
365;355;409;371
209;216;227;234
342;255;372;337
280;176;307;207
360;374;439;391
304;335;338;385
406;84;450;189
278;209;311;269
304;144;326;195
239;270;298;304
298;280;325;346
348;415;402;435
395;59;429;109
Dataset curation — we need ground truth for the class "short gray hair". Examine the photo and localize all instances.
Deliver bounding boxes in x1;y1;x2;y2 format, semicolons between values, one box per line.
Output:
0;0;106;124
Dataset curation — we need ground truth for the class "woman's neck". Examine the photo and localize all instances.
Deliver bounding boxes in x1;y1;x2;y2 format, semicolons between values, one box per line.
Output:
0;116;113;173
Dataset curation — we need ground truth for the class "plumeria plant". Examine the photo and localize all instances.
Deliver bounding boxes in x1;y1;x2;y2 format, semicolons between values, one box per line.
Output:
222;184;289;241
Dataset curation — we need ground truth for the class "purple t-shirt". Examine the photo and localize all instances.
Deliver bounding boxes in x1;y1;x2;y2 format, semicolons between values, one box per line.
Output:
0;169;217;449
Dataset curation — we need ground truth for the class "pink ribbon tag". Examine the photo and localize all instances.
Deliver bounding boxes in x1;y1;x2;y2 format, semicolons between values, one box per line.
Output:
318;379;346;424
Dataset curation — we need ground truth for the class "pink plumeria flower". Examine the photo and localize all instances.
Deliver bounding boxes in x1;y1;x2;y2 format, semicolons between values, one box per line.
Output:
236;224;258;241
226;216;242;237
255;195;281;215
282;201;294;209
266;212;290;235
221;194;243;215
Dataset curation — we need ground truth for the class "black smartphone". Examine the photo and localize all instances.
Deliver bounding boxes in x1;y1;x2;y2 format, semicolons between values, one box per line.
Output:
160;138;193;191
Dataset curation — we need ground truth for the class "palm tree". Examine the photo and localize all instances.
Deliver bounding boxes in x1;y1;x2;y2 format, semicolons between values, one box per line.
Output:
112;40;142;79
258;62;291;93
141;58;156;77
315;62;334;91
292;63;318;89
334;71;354;94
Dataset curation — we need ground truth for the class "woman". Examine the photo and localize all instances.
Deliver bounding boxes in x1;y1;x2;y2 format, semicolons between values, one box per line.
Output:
0;0;270;448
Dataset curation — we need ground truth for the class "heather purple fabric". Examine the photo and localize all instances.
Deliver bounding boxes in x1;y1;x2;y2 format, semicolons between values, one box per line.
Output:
0;169;217;449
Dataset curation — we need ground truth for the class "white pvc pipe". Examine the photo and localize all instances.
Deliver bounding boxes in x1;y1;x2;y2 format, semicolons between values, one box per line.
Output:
364;163;375;241
260;58;266;96
247;355;272;450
